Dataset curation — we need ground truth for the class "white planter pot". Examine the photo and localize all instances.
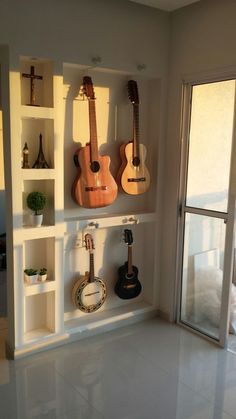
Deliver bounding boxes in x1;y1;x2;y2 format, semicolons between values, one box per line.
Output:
38;274;47;282
30;214;43;227
24;274;38;285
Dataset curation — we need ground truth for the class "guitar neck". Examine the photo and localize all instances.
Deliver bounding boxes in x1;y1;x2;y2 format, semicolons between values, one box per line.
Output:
89;252;95;283
127;245;133;275
88;99;99;162
132;104;140;159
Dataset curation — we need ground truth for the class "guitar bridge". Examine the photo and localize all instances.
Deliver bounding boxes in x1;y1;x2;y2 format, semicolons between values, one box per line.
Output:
128;177;146;182
85;186;107;191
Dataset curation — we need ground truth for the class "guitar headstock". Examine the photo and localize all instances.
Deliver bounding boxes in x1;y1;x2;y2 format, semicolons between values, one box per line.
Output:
85;233;95;253
124;229;133;246
83;76;95;100
127;80;139;105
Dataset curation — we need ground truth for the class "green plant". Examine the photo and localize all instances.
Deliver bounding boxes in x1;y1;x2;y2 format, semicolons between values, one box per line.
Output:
39;268;47;275
26;191;46;215
24;268;38;276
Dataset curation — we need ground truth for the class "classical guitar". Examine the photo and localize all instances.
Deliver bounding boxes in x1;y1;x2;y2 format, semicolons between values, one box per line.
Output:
115;229;142;299
72;76;118;208
72;233;107;313
116;80;150;195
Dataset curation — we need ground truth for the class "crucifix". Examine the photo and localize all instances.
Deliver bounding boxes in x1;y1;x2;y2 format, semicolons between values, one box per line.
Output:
22;65;43;106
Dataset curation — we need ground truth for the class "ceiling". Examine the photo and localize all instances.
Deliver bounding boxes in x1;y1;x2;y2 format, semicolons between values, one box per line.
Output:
129;0;201;11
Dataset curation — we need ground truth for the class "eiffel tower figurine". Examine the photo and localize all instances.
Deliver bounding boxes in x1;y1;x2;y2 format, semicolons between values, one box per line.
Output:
32;133;50;168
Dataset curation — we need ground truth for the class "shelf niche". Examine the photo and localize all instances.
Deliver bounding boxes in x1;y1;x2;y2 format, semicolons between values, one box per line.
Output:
22;179;55;227
20;58;53;108
24;291;55;343
24;237;55;283
63;64;159;220
64;223;155;322
21;117;54;169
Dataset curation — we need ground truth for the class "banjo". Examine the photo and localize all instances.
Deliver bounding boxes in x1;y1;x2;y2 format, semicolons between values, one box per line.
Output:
72;233;107;313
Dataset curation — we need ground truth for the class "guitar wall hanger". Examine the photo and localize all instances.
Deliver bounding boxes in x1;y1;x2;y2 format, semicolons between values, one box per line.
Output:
137;63;147;71
91;56;102;66
122;217;139;225
87;221;99;229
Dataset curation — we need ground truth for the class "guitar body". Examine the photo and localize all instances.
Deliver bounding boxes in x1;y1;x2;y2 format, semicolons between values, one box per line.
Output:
72;144;118;208
116;143;127;190
119;142;150;195
115;262;142;299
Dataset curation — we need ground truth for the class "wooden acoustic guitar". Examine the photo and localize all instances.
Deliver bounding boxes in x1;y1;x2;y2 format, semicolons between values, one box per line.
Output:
72;233;107;313
72;76;118;208
115;229;142;299
116;80;150;195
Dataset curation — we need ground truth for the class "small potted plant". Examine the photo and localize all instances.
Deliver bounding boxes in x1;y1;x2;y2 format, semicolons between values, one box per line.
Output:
24;268;38;284
38;268;47;282
26;191;46;227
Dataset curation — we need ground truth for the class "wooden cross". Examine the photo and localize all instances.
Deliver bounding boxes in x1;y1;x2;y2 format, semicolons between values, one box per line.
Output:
22;65;43;106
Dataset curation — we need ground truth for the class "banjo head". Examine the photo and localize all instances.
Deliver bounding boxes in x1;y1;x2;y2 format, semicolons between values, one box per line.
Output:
72;276;107;313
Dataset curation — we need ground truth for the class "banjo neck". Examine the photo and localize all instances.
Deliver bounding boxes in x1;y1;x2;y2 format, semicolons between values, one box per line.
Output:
89;252;95;283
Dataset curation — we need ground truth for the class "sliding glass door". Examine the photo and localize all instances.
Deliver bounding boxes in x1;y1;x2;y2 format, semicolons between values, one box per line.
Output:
178;79;236;346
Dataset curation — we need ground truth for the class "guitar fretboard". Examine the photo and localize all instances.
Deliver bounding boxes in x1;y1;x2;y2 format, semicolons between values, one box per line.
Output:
128;245;133;275
133;104;140;160
88;99;99;162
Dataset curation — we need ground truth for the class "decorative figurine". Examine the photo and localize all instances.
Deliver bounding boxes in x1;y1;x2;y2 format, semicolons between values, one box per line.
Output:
22;142;30;168
32;133;50;168
22;65;43;106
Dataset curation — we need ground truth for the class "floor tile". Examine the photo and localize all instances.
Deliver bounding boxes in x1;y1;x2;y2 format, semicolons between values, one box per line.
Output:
1;318;236;419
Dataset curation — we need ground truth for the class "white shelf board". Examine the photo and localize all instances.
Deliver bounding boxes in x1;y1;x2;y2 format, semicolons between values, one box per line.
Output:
65;211;156;233
14;225;56;241
21;105;54;119
65;301;157;335
24;327;55;344
22;169;56;180
24;280;55;296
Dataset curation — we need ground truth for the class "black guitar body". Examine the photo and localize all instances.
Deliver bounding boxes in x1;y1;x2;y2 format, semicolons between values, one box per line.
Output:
115;262;142;299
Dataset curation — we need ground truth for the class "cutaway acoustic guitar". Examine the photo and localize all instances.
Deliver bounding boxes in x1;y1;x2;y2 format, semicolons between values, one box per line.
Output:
115;229;142;299
72;76;118;208
72;233;107;313
116;80;150;195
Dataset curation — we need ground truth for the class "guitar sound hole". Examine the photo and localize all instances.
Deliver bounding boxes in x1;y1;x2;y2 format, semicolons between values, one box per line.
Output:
132;157;140;167
125;273;135;280
91;160;100;173
73;154;80;167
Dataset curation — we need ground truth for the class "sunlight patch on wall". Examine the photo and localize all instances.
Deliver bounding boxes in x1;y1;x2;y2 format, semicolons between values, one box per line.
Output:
68;85;110;147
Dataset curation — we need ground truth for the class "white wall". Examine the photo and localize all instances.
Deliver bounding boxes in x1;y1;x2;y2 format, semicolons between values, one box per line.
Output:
0;0;169;77
161;0;236;316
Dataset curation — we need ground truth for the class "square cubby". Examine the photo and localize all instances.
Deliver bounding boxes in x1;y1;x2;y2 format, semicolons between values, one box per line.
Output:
24;291;55;342
21;118;54;169
24;237;55;283
20;58;53;108
22;179;55;227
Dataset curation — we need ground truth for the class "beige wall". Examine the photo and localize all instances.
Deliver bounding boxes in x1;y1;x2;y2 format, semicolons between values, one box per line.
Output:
161;0;236;316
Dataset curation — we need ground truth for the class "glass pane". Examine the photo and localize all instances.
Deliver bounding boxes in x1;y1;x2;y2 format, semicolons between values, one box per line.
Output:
186;80;235;212
180;213;226;340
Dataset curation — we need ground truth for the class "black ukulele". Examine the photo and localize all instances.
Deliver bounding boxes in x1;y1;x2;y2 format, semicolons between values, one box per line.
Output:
115;229;142;299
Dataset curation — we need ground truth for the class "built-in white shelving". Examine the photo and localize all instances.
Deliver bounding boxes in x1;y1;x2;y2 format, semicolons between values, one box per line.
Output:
2;53;160;358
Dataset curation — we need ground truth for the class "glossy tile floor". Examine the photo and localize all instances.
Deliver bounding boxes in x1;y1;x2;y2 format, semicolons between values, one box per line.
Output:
1;318;236;419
